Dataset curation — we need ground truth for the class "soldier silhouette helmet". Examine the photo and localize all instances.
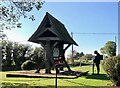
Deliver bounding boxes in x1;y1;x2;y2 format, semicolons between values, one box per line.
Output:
94;50;98;54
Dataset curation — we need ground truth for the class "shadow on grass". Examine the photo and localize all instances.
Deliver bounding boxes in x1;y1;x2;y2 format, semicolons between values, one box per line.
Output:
2;82;53;88
62;79;90;86
2;82;115;88
85;74;110;80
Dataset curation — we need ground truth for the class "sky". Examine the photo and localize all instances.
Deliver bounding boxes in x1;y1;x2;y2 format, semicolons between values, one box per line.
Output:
4;1;119;56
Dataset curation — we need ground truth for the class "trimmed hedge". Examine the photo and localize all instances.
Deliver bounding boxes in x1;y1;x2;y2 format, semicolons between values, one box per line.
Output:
2;65;21;71
21;60;37;70
102;55;120;86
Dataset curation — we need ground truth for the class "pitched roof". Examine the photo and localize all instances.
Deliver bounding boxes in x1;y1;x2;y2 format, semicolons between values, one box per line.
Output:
28;12;78;46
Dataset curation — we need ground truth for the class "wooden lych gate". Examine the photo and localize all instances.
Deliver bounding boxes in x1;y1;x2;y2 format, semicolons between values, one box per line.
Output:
28;12;78;74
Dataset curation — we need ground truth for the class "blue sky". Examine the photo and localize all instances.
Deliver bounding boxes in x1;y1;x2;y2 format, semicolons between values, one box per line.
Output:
5;2;118;55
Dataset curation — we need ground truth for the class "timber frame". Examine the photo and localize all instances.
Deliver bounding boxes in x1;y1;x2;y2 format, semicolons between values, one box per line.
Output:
28;12;78;73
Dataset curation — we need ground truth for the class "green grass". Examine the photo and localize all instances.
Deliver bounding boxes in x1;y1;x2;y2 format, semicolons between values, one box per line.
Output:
0;65;113;88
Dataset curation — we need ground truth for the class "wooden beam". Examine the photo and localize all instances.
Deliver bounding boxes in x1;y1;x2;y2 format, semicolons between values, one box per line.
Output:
37;37;61;41
62;44;72;71
39;42;45;47
64;44;71;51
52;42;59;49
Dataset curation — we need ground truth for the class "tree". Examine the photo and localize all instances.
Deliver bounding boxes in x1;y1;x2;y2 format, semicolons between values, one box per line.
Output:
5;41;13;66
85;54;93;60
31;47;44;65
0;40;13;66
1;40;6;59
1;40;7;66
102;55;120;86
13;42;32;66
13;42;20;65
0;1;44;31
100;47;106;55
100;41;116;57
68;50;81;59
1;40;44;67
79;52;84;57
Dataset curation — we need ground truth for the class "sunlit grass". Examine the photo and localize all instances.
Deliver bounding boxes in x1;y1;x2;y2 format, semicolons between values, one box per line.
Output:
0;65;112;87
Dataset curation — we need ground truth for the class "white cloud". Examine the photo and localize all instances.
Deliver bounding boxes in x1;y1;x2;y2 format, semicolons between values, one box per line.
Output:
4;30;42;48
4;30;27;42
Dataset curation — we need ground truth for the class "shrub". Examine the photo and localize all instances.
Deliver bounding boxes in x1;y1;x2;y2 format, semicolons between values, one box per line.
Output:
67;58;74;64
21;60;37;70
102;55;120;86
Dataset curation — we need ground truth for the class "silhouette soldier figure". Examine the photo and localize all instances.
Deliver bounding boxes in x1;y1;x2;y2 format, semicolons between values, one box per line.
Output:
92;50;103;75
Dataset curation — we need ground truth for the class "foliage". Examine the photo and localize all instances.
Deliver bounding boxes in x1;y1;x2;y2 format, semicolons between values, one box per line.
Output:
69;50;78;59
100;47;106;54
67;58;74;65
79;52;84;57
68;50;84;60
5;41;13;66
12;42;22;65
1;40;7;59
85;54;93;60
71;60;93;67
74;52;85;60
1;40;13;66
0;1;44;31
67;53;84;67
100;41;116;57
0;1;44;41
67;50;85;67
21;60;37;70
102;55;120;86
13;42;23;65
0;40;44;67
31;47;44;65
12;42;32;66
78;54;93;67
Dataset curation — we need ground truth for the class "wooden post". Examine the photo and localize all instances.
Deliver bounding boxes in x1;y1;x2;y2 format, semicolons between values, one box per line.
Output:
62;44;72;71
55;64;58;88
71;32;74;60
92;60;94;75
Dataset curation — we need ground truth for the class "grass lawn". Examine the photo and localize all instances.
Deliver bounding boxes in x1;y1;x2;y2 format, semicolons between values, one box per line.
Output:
0;65;114;88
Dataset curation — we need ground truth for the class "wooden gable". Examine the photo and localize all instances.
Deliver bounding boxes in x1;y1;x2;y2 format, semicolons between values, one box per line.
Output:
28;12;78;46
